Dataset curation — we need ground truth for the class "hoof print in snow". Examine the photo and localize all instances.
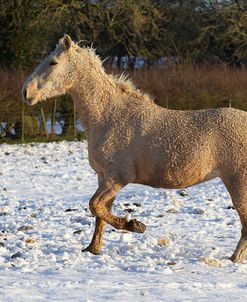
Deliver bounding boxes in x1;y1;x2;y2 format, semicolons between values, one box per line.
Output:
18;206;27;211
158;236;171;247
10;252;23;259
178;190;189;197
106;229;116;233
200;256;221;268
167;261;177;266
18;225;34;232
192;208;205;214
166;208;178;214
227;205;235;210
65;208;79;212
73;230;83;235
124;208;134;213
133;202;142;207
41;157;48;164
0;242;5;248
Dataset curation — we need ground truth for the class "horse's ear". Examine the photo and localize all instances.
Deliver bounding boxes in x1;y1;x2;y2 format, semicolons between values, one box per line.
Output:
63;34;72;50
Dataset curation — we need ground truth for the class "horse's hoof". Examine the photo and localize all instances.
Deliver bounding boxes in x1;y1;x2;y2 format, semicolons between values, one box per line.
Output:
230;254;244;263
82;245;101;255
124;219;146;233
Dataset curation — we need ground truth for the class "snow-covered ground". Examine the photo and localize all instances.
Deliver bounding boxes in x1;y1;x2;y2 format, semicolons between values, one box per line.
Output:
0;141;247;301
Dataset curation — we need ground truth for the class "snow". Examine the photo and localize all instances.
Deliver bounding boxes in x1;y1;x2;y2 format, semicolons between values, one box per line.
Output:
0;141;247;301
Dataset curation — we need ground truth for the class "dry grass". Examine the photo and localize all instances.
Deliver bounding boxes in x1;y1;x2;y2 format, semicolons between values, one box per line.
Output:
118;64;247;111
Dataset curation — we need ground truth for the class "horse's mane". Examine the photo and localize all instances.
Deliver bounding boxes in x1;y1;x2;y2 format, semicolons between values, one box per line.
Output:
57;40;153;103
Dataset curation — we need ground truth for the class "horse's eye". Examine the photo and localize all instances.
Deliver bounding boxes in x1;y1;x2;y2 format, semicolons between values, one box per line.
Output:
49;61;58;66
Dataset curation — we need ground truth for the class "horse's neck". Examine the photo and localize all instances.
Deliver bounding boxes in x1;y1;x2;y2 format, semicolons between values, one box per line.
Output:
68;68;116;136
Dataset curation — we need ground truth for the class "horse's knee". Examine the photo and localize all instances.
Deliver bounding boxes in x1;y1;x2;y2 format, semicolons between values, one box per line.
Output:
89;183;119;217
89;199;106;218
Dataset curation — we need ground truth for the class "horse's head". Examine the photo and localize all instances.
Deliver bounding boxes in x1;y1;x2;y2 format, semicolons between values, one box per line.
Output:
22;34;74;105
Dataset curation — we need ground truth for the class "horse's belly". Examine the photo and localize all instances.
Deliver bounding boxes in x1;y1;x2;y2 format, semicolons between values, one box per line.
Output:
136;159;217;189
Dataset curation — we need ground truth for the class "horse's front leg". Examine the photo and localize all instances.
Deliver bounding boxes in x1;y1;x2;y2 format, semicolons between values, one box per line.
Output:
82;198;114;255
83;179;146;254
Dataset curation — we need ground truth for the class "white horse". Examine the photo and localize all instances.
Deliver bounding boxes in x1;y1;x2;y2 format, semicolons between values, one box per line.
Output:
22;35;247;262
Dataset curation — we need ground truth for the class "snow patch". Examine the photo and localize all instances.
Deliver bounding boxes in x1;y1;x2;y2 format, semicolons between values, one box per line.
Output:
0;141;246;301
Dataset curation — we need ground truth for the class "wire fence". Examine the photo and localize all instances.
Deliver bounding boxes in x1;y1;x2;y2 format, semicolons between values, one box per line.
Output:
0;94;233;144
0;99;84;143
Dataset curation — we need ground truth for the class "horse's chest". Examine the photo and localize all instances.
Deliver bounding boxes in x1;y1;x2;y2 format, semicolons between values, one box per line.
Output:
87;140;117;173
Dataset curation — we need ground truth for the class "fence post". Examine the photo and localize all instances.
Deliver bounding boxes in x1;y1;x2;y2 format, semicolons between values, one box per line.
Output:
21;100;25;143
40;107;49;138
0;122;3;137
73;100;77;138
51;99;57;134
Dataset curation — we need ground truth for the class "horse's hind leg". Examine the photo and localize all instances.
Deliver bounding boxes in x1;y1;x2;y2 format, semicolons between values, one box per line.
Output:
82;198;114;255
223;175;247;263
230;206;247;262
230;223;247;263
